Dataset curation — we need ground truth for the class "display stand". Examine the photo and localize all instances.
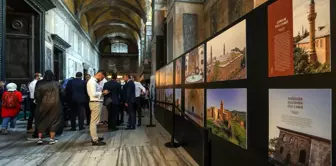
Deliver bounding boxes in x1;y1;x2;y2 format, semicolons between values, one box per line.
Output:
203;128;211;166
146;99;156;127
164;103;180;148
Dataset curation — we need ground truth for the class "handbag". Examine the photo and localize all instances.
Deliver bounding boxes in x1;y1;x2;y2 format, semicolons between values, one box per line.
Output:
103;95;113;106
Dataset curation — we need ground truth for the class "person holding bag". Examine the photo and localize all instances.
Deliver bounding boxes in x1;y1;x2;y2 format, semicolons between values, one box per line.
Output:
1;83;22;135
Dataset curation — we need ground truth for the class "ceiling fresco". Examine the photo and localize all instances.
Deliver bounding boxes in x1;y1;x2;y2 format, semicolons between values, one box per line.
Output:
63;0;149;47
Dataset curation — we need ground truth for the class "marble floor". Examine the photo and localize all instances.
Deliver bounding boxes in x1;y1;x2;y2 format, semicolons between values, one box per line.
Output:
0;110;198;166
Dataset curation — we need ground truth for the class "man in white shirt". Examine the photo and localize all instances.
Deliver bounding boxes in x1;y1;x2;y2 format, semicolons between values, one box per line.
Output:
27;73;41;134
86;70;108;146
133;76;146;126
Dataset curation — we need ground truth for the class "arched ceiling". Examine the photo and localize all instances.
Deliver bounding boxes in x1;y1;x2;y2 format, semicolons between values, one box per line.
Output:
63;0;148;47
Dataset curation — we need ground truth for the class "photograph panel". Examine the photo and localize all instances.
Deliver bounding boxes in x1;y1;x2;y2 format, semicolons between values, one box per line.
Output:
269;89;332;166
175;88;182;114
206;20;247;82
165;89;173;111
185;45;205;84
268;0;331;77
175;57;182;85
185;89;204;126
166;63;174;86
206;89;247;149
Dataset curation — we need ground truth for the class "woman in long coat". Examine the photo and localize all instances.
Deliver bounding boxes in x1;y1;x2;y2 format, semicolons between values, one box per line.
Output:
34;70;61;145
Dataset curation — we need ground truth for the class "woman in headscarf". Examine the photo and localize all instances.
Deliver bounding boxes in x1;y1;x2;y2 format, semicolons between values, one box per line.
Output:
1;83;22;134
34;70;61;145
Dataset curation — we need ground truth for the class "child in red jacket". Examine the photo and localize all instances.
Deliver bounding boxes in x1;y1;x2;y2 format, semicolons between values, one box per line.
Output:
1;83;22;134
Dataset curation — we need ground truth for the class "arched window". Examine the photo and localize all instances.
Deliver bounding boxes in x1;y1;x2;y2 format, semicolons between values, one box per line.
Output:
111;42;128;53
280;147;284;154
282;134;287;142
290;137;294;144
299;150;306;163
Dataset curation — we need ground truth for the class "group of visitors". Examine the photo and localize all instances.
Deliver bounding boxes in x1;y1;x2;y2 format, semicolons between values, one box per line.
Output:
0;70;150;146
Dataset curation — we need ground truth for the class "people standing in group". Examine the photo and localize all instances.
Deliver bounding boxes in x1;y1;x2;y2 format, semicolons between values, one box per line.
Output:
99;72;108;125
27;73;42;135
87;70;107;146
103;72;121;131
34;70;62;145
123;74;136;130
1;83;22;135
134;76;146;127
66;72;87;131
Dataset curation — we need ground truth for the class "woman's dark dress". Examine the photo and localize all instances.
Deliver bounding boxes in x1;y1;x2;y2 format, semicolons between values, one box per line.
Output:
34;80;61;133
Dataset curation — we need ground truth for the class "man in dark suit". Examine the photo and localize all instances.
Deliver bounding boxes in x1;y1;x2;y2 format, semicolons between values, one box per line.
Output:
118;84;125;125
123;74;136;130
103;73;121;131
66;72;88;131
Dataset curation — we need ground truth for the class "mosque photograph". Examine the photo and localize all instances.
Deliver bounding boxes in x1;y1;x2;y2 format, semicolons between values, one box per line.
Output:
268;89;332;166
293;0;330;74
206;20;246;82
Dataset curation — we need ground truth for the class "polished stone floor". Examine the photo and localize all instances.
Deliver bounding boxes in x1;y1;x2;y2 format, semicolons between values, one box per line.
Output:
0;110;198;166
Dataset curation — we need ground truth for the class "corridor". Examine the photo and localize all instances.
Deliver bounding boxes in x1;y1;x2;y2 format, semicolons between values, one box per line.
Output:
0;111;198;166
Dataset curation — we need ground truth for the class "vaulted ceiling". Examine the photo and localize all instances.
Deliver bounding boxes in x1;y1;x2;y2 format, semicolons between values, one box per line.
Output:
63;0;149;47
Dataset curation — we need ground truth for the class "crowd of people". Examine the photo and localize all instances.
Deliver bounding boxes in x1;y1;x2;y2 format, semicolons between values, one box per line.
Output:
0;70;150;146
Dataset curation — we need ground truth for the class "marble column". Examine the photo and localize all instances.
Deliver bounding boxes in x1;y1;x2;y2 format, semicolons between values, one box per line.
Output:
0;0;5;80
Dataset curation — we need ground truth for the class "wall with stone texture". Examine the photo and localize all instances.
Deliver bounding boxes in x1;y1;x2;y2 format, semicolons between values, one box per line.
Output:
165;0;268;62
173;2;204;59
100;56;139;75
44;8;99;79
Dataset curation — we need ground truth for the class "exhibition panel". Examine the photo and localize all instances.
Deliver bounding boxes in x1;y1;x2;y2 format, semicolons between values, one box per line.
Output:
153;0;334;165
175;58;182;85
185;45;205;84
184;89;205;127
165;89;173;111
268;0;331;77
206;88;247;149
174;88;182;115
269;89;332;166
166;63;174;86
206;20;247;82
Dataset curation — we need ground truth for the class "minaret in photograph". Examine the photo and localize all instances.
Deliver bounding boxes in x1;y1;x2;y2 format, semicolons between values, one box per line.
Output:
223;43;226;56
210;46;213;64
308;0;317;62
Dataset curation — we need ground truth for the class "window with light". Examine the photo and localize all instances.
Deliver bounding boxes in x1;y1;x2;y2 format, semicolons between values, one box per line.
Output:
111;42;128;53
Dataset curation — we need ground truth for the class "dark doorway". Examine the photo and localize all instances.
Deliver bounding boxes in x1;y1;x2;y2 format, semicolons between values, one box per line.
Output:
5;1;40;86
53;47;64;81
5;12;34;85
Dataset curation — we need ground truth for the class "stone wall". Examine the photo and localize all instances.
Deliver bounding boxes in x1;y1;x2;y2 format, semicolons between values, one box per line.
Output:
173;2;204;59
165;0;268;63
45;6;99;79
309;139;331;166
274;129;311;165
